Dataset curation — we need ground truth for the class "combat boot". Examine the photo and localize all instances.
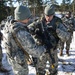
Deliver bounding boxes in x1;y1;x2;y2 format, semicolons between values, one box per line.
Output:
66;50;69;56
59;50;63;56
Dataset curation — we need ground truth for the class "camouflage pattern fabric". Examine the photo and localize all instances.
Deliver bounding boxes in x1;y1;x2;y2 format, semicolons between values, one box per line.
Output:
28;16;64;75
59;33;73;50
62;16;75;32
7;54;28;75
36;49;58;75
59;16;74;55
3;20;46;75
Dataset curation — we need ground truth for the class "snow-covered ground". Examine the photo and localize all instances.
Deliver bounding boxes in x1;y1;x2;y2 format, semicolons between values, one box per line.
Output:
58;31;75;75
0;31;75;75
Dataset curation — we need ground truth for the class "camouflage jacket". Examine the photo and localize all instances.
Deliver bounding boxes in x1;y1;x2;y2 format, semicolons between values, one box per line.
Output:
28;16;71;43
62;16;75;32
2;20;46;59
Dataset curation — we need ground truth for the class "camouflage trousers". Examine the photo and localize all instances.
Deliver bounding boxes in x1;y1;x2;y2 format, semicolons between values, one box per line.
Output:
7;51;28;75
59;33;73;50
35;48;58;75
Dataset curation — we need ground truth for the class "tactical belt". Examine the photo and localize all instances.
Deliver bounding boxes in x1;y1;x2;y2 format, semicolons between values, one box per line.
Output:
12;32;31;61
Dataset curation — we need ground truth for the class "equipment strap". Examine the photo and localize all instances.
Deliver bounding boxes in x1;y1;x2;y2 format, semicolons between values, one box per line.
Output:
12;32;31;60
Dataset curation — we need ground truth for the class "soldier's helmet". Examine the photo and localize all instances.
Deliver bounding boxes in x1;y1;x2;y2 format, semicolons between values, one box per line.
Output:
44;5;55;16
14;5;31;21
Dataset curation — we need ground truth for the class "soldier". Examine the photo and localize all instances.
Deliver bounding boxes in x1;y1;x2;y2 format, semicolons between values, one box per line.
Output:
59;11;75;56
28;5;70;75
2;5;46;75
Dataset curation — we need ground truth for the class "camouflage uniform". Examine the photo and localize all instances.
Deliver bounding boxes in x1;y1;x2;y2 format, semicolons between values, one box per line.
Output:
28;5;71;75
2;5;46;75
59;12;75;56
0;16;13;67
2;20;46;75
28;15;67;75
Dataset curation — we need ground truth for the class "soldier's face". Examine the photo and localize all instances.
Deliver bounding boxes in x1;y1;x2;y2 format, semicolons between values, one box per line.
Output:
45;15;53;22
20;19;30;24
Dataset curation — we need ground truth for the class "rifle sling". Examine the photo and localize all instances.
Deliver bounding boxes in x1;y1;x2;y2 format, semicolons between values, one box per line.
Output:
12;32;31;60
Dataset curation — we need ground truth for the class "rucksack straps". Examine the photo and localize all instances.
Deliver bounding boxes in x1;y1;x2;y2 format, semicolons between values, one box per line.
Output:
12;32;31;60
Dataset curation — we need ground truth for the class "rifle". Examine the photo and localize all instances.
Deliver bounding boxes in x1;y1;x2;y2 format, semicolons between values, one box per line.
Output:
36;20;56;67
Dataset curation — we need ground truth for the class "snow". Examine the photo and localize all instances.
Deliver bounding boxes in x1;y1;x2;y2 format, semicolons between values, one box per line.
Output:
58;31;75;75
0;30;75;75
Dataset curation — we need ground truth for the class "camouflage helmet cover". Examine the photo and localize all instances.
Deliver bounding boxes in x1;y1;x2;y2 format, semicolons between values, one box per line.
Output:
44;5;55;16
14;5;31;21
